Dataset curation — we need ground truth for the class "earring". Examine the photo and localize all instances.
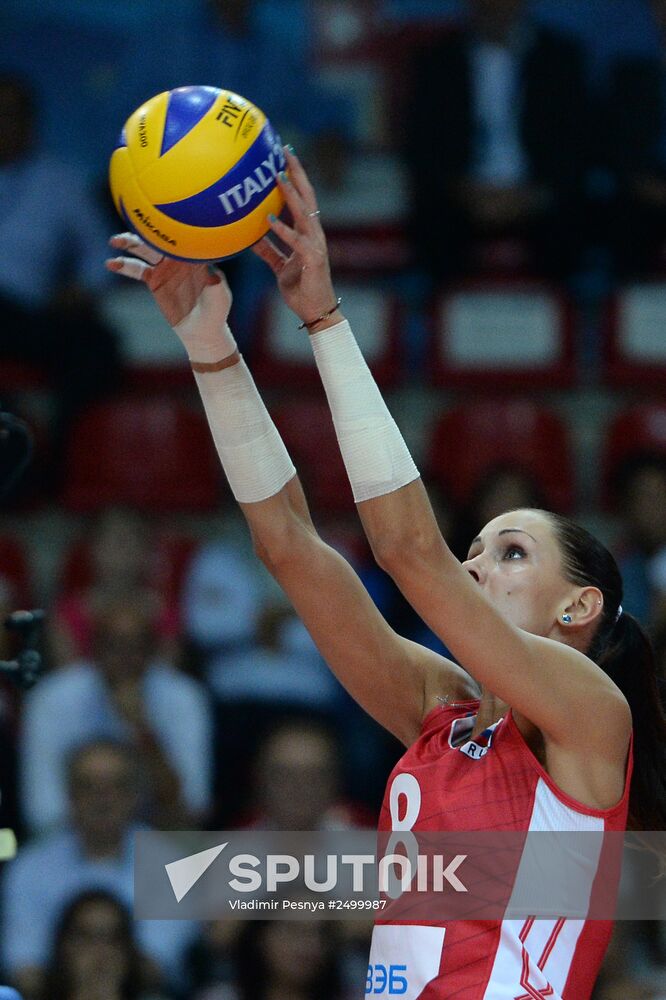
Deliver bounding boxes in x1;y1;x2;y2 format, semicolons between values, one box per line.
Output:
561;613;572;624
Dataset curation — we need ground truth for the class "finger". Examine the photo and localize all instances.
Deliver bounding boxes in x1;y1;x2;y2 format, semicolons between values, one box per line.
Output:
283;147;319;213
105;256;152;282
277;170;315;231
108;232;164;266
267;213;309;255
251;235;289;272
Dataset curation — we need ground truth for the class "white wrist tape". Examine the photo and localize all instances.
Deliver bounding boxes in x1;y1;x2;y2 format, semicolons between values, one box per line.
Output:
310;319;420;502
174;280;237;364
194;360;296;503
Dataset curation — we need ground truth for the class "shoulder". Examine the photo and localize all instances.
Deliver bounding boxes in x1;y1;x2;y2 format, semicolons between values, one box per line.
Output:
25;662;96;707
146;662;209;703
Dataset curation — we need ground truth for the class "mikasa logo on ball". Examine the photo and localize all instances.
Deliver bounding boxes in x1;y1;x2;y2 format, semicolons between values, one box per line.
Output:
132;208;177;246
217;143;285;216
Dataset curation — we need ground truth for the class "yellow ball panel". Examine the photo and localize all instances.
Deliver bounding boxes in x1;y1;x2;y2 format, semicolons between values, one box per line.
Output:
124;90;170;174
109;146;135;215
137;92;266;204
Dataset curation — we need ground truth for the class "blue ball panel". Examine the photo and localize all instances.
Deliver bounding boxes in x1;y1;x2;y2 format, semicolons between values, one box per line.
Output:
160;86;220;157
155;120;284;227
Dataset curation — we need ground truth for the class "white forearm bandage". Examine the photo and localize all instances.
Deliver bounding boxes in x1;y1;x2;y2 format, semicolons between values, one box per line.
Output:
174;280;237;363
310;319;419;502
194;361;296;504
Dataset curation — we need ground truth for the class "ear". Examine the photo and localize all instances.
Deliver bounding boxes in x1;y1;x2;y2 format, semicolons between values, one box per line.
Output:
561;586;604;629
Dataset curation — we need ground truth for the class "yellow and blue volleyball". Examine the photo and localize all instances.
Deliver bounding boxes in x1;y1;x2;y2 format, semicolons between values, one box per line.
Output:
109;86;286;262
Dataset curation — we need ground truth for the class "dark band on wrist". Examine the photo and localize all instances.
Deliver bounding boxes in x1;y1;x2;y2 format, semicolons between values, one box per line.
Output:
297;297;343;331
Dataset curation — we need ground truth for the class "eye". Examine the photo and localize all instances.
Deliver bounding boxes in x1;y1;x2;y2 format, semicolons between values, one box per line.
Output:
504;544;525;560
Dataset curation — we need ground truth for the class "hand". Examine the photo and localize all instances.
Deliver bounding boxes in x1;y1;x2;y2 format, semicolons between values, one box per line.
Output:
106;233;232;327
106;233;236;363
252;147;342;332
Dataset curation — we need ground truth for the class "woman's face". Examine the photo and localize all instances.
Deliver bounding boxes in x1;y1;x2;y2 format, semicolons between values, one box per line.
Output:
62;900;128;985
462;509;573;637
260;921;327;988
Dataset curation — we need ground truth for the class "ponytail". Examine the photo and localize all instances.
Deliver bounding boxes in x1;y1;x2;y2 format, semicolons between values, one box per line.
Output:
544;511;666;837
596;611;666;832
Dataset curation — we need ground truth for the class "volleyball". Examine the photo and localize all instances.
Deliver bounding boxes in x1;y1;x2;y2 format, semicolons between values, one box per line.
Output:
109;86;286;262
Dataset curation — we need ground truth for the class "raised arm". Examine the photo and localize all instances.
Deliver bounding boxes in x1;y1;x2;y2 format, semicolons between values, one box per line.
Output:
105;237;474;745
260;151;629;749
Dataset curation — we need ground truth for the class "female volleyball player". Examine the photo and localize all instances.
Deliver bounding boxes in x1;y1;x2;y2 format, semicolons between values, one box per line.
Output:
107;148;665;999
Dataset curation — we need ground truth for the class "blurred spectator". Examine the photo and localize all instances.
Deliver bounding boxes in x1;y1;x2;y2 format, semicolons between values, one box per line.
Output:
180;1;352;174
185;921;241;1000
181;536;263;668
49;507;180;668
189;920;348;1000
402;0;588;283
163;0;353;340
0;572;20;825
237;717;372;830
605;0;666;278
208;599;342;711
610;455;666;631
1;741;197;999
0;72;120;479
41;889;173;1000
20;599;213;834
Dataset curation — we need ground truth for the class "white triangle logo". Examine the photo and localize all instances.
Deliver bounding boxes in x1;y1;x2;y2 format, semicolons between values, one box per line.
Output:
165;842;227;902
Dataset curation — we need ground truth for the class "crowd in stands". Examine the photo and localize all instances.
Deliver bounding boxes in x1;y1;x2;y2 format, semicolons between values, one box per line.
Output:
0;1;666;997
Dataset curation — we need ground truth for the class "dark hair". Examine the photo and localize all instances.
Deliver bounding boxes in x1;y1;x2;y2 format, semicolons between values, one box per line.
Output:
545;511;666;832
43;890;148;1000
233;920;341;1000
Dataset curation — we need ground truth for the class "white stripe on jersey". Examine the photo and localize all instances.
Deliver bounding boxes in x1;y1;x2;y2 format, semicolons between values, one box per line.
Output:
482;778;605;998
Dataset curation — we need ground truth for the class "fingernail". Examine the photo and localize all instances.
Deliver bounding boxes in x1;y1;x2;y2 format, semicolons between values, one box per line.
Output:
278;170;289;183
268;213;277;222
286;144;296;155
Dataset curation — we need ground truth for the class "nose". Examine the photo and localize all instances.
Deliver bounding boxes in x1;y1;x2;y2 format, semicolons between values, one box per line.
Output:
462;555;484;584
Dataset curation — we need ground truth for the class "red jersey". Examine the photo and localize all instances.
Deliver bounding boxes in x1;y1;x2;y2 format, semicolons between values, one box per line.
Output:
368;699;633;1000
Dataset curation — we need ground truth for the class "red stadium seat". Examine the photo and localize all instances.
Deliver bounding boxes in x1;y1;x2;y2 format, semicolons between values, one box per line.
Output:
271;397;353;515
62;397;223;513
602;284;666;388
252;283;402;390
600;402;666;509
430;280;576;390
425;399;575;514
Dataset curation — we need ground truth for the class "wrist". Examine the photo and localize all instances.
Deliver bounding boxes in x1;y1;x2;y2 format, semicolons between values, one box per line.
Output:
307;309;345;335
174;283;236;363
297;296;342;332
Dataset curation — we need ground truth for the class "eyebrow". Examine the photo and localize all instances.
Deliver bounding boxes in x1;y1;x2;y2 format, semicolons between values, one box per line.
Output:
469;528;538;548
